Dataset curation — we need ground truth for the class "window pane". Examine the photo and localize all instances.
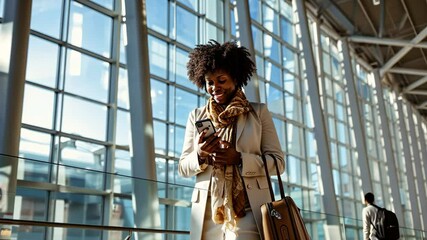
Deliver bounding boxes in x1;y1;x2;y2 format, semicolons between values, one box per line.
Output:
111;197;134;229
287;123;303;157
255;55;264;78
65;49;110;103
148;35;168;78
22;84;55;129
170;88;198;126
283;72;299;96
266;84;284;115
62;95;107;140
273;118;286;151
206;0;223;26
68;1;112;57
176;6;197;47
306;131;315;158
54;192;103;227
151;79;167;120
282;45;296;73
15;188;48;221
168;124;185;157
30;0;62;39
19;129;52;182
265;61;281;86
26;35;59;87
114;150;131;193
146;0;168;35
153;120;167;154
337;121;347;143
339;145;350;171
280;17;294;46
280;0;292;20
287;156;301;184
120;23;127;64
156;157;167;187
58;138;106;189
178;0;197;10
0;0;3;18
230;7;236;37
252;25;263;53
264;34;280;63
285;93;302;122
116;109;130;146
322;51;331;74
117;67;129;109
90;0;114;10
20;128;52;162
336;103;345;121
249;0;261;22
262;4;279;35
206;22;224;44
170;46;195;89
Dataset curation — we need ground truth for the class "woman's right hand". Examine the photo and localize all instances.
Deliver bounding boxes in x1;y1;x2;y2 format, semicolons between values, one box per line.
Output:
197;129;220;158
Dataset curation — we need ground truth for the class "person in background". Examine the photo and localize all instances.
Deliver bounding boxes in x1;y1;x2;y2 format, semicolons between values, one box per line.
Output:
178;40;284;240
363;192;379;240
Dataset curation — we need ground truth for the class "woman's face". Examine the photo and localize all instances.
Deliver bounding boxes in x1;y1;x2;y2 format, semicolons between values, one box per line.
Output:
204;70;237;105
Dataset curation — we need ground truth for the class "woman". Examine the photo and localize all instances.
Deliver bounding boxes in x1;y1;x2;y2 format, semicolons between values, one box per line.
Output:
178;40;284;240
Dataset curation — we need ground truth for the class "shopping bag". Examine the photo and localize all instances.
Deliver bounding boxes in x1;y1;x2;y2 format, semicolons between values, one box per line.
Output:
260;154;310;240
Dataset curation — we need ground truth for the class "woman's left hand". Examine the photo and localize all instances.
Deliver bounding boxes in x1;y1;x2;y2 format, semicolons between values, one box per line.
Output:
211;141;242;166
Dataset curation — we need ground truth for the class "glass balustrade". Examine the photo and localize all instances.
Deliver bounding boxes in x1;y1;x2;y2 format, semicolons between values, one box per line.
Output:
0;154;425;240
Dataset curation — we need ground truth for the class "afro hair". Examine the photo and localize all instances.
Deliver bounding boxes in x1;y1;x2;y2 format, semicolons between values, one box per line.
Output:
186;40;256;89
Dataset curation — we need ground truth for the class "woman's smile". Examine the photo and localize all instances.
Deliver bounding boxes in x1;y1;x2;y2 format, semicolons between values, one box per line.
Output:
205;70;236;105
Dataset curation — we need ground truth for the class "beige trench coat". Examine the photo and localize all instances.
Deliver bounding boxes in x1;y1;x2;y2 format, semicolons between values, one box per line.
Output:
178;102;285;240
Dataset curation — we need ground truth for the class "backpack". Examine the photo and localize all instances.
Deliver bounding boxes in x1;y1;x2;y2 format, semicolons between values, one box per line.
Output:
370;205;400;240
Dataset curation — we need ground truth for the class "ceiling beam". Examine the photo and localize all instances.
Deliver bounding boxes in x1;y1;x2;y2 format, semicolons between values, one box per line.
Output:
405;90;427;95
348;36;427;49
357;0;377;35
404;76;427;92
417;101;427;109
388;67;427;76
378;0;385;37
316;0;355;34
380;26;427;76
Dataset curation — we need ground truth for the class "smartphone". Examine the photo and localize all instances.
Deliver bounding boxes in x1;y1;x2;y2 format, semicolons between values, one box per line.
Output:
195;119;216;139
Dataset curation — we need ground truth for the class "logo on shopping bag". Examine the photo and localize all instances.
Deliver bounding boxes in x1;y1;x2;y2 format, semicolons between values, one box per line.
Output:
270;208;282;219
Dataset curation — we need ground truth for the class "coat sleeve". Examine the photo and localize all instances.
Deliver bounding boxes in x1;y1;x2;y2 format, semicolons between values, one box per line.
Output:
178;109;207;177
240;103;285;177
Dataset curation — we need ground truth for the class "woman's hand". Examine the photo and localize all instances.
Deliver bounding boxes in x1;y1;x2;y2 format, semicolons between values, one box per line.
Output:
210;141;242;166
197;129;220;158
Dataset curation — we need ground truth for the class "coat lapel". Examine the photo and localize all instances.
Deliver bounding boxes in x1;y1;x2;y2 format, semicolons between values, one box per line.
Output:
235;112;247;144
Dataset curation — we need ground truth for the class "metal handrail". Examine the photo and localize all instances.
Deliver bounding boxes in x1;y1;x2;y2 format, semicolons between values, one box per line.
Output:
0;218;190;235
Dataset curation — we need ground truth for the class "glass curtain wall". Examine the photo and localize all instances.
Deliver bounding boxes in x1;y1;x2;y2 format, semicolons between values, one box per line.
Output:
2;0;427;239
318;33;363;239
383;88;417;235
17;0;126;239
15;0;226;239
248;0;313;214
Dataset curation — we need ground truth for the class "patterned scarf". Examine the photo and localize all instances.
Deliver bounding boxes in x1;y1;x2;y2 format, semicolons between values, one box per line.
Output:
206;88;251;233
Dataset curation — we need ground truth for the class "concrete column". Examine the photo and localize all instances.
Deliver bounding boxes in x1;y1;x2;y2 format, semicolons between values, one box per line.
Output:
406;105;427;229
341;39;373;193
124;0;160;239
417;116;427;210
0;0;32;220
372;69;404;223
294;1;342;239
396;95;422;230
235;0;260;102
